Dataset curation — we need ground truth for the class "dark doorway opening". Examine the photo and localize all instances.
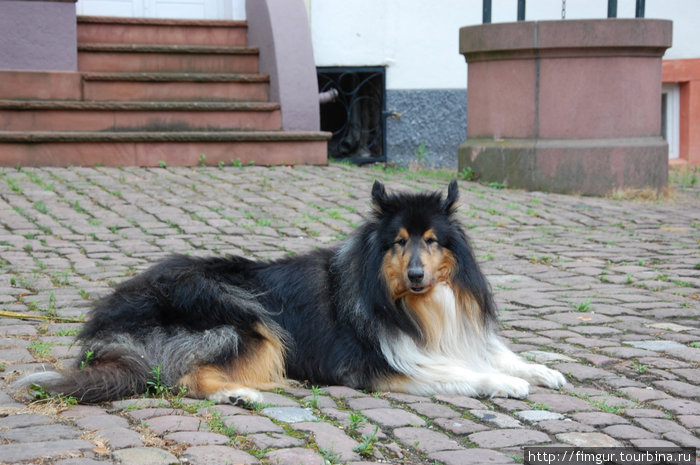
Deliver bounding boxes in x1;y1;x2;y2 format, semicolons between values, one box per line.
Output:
317;67;386;164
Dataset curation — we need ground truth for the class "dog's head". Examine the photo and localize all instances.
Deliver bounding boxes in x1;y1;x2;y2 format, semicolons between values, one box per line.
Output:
373;180;460;300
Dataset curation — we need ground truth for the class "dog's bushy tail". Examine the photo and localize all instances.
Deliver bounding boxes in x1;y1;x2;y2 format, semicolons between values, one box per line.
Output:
12;349;151;403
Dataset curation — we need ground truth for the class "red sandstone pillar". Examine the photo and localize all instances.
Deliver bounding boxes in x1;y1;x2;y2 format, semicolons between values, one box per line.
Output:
459;19;672;195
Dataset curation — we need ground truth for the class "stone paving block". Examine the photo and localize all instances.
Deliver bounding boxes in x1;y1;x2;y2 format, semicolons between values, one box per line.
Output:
570;412;629;426
144;415;201;434
468;429;551;448
261;406;317;423
633;417;691;434
429;449;516;465
0;348;33;362
0;424;81;442
653;379;700;398
0;439;95;462
393;426;464;453
431;417;490;435
266;447;323;465
554;362;617;381
515;410;565;423
75;414;130;430
409;401;460;418
248;432;306;449
322;386;368;398
224;414;284;434
556;432;622;447
661;431;700;448
677;415;700;430
59;405;108;419
470;410;522;428
433;394;485;410
536;419;596;434
346;396;392;410
198;404;250;416
601;424;658;439
292;421;361;461
112;447;180;465
624;408;668;418
260;391;300;406
95;426;143;449
164;431;230;445
54;459;112;465
361;408;425;428
0;413;52;428
652;398;700;415
527;393;598;413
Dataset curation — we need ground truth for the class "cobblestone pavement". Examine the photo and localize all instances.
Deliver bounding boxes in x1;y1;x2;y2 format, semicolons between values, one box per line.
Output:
0;164;698;465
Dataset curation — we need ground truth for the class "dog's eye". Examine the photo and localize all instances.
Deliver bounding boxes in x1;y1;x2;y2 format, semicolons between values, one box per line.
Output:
425;237;437;245
394;238;407;247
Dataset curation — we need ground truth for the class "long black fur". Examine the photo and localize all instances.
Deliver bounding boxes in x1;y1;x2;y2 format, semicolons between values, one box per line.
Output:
18;180;497;402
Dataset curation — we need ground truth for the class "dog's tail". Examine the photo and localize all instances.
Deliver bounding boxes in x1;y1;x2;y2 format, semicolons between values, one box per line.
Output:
12;349;151;403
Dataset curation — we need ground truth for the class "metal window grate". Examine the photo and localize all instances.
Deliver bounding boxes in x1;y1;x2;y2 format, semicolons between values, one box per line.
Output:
317;67;386;164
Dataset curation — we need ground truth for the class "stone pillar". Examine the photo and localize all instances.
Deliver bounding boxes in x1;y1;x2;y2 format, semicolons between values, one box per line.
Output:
458;19;672;195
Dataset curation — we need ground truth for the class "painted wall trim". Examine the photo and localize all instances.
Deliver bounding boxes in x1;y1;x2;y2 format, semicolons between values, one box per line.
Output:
663;58;700;166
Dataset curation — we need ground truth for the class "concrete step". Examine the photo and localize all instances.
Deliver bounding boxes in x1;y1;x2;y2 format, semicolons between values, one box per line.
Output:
0;130;331;167
77;16;247;46
82;72;269;102
0;100;281;132
78;43;259;73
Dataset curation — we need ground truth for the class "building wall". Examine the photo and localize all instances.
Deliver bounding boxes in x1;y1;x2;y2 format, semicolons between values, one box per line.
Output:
309;0;700;168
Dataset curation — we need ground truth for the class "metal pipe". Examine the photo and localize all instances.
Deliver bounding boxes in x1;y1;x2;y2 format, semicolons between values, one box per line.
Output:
483;0;492;24
635;0;645;18
517;0;526;21
607;0;617;18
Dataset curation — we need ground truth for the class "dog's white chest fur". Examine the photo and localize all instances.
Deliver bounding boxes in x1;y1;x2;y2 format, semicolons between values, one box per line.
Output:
379;283;566;398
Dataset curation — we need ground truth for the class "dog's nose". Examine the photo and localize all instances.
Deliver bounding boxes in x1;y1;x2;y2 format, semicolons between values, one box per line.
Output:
407;267;424;283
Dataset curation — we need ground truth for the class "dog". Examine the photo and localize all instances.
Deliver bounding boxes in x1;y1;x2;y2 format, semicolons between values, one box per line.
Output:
16;180;565;404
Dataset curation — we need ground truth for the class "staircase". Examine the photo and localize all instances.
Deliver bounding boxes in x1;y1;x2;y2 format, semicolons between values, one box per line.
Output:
0;16;329;167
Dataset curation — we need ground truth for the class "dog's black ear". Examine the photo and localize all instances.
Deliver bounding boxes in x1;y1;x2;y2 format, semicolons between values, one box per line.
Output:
442;179;459;213
371;180;388;210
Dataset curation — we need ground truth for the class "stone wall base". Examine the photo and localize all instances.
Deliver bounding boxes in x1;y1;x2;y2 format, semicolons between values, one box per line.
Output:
459;138;668;195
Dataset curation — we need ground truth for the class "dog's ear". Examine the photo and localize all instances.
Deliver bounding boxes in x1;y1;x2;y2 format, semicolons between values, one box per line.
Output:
441;179;459;213
371;180;388;211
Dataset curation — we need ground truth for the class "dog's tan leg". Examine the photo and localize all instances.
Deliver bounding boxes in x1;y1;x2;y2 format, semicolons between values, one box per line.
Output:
178;322;288;405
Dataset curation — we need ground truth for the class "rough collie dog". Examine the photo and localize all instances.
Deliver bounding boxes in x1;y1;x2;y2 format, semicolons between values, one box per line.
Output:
17;180;565;404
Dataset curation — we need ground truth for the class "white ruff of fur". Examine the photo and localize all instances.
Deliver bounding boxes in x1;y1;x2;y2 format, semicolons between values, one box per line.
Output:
379;283;565;398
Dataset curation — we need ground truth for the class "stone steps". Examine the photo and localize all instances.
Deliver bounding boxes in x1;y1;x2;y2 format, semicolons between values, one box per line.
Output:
77;15;248;46
0;16;328;167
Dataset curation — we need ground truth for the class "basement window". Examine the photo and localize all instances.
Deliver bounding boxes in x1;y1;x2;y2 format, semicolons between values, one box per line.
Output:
317;67;386;163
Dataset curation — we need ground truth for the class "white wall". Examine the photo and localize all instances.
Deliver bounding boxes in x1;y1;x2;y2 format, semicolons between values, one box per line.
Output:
309;0;700;90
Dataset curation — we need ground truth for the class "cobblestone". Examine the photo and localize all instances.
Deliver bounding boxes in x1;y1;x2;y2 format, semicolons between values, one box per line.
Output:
0;165;697;464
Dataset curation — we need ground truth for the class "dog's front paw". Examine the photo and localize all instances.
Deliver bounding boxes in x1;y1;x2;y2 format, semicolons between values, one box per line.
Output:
479;374;530;398
209;387;264;406
523;364;567;389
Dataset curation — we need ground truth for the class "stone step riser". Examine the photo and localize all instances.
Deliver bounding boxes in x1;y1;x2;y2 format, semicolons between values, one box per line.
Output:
77;18;248;47
0;108;281;132
78;51;259;74
0;139;328;167
82;79;269;102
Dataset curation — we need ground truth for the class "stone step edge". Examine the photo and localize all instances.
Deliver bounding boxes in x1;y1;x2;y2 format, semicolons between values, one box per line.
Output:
0;100;280;112
78;43;259;55
0;130;332;143
82;72;269;83
78;15;247;28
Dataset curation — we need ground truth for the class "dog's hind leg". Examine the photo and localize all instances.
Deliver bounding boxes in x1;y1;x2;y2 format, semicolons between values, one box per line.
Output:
178;322;288;405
